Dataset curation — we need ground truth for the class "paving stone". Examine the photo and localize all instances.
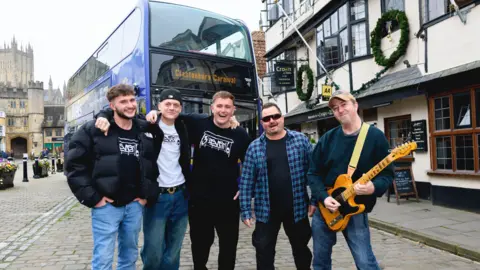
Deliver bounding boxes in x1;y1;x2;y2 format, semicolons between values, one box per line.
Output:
64;264;87;270
3;170;480;269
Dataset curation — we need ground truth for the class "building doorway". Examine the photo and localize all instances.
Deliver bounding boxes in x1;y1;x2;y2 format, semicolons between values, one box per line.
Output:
11;137;27;158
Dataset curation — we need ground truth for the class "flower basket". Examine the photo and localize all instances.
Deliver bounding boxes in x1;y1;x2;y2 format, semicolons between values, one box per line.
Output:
39;159;50;177
0;162;18;189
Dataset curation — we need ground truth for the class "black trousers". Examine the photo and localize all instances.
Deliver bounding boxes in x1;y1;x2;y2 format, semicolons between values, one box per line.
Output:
189;199;240;270
252;210;312;270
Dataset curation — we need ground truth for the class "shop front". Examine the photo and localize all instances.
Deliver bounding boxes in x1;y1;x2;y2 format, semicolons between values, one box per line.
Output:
420;63;480;212
44;137;64;157
356;61;480;212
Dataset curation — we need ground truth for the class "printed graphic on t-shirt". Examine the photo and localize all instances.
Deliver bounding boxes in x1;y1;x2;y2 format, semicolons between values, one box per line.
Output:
164;134;180;146
199;131;234;157
119;137;139;158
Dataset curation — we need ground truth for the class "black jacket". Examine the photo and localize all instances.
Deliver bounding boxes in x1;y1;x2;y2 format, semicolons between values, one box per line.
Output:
95;109;192;202
65;119;158;208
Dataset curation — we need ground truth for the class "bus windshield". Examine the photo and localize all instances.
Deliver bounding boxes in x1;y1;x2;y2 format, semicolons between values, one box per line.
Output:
149;1;252;62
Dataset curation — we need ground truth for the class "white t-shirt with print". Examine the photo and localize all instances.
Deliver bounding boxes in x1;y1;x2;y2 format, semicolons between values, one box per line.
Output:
157;120;185;187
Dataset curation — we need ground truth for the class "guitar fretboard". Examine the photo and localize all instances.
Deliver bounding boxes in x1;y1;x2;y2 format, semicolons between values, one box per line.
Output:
341;155;393;200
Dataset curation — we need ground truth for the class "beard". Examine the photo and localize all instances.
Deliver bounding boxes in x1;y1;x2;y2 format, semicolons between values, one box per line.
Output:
116;109;135;120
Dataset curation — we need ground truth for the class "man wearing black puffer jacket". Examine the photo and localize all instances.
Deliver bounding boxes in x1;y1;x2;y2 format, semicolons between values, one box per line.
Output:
95;87;204;270
66;84;157;270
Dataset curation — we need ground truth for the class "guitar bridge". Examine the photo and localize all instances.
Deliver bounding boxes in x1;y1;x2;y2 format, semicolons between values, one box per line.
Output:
329;214;344;227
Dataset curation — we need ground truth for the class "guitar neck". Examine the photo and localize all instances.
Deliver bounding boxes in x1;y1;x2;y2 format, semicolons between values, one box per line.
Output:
343;154;394;199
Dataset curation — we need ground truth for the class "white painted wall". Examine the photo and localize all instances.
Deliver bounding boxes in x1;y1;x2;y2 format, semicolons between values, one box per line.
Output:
375;96;480;190
313;0;332;15
427;5;480;74
265;20;284;53
269;90;304;115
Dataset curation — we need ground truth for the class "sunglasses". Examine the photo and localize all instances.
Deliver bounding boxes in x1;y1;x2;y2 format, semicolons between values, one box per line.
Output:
262;113;282;122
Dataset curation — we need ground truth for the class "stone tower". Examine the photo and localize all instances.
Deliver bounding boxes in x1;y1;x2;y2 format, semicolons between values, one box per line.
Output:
0;36;34;88
28;81;44;156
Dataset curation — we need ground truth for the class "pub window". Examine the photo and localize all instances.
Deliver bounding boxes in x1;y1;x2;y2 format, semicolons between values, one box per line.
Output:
453;92;471;129
436;136;452;170
423;0;474;23
429;88;480;172
434;96;450;130
316;0;368;75
456;135;474;171
46;129;52;137
384;115;412;150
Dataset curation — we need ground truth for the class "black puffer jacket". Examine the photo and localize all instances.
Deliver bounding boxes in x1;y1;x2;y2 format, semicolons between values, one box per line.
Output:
65;119;157;208
95;109;192;202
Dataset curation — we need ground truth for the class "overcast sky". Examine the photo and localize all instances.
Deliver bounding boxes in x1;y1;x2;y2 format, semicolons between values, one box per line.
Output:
0;0;263;91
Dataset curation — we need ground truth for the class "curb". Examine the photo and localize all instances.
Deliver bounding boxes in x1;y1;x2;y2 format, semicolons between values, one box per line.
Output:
369;218;480;262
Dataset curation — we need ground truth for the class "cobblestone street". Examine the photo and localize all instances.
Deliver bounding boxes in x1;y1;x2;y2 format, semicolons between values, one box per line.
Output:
1;171;480;269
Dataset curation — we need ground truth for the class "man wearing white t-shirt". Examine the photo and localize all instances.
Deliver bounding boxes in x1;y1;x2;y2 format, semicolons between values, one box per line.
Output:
139;88;191;270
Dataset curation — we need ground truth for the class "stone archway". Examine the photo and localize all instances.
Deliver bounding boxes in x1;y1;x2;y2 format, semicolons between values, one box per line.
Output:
11;137;27;158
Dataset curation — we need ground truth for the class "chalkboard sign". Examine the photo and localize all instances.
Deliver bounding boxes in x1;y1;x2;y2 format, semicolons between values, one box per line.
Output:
395;168;414;193
387;166;419;205
411;120;427;152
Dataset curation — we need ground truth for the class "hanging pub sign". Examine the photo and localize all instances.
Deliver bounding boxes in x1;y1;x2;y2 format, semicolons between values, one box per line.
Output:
274;62;295;86
410;120;427;152
322;84;332;101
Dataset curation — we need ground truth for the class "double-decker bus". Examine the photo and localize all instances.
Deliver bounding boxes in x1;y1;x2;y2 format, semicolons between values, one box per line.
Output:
64;0;261;157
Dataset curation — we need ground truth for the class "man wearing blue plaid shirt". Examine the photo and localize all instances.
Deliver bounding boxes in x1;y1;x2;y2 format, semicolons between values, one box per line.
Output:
239;103;315;270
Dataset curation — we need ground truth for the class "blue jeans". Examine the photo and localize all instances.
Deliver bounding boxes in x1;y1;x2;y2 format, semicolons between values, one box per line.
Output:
91;201;143;270
312;209;380;270
141;189;188;270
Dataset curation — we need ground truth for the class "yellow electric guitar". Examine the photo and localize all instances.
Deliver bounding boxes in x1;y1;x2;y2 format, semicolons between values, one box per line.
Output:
318;141;417;232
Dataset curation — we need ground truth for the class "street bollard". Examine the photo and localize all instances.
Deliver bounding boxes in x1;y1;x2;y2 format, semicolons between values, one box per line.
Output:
56;158;63;173
22;155;29;182
51;157;56;174
33;157;40;179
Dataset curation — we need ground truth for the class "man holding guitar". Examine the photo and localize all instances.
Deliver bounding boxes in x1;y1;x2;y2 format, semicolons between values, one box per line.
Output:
308;90;395;270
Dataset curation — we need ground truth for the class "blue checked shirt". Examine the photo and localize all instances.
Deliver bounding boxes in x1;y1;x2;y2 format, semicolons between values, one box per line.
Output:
239;129;313;223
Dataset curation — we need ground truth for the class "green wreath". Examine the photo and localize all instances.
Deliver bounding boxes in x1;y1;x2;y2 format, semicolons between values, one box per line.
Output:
296;65;314;101
370;10;409;68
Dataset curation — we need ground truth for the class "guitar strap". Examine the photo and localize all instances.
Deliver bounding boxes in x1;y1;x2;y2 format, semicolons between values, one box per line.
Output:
347;122;370;177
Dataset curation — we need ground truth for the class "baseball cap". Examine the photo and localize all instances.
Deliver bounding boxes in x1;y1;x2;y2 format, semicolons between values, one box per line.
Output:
328;90;356;108
159;87;182;104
